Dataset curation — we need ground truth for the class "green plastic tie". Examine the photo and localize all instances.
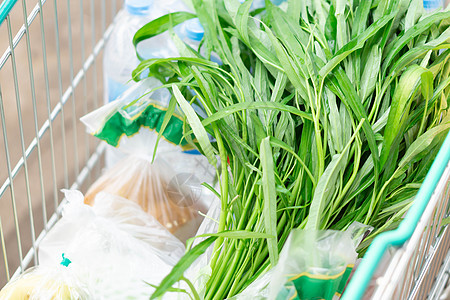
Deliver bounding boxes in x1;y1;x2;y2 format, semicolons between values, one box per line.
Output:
60;253;72;267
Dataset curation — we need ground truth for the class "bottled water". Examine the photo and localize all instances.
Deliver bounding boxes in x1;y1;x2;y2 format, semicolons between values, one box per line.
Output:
103;0;155;105
239;0;287;10
423;0;444;11
175;18;222;64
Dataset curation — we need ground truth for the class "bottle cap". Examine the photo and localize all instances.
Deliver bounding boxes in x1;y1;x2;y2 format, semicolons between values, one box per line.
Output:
184;18;204;42
125;0;153;15
423;0;443;10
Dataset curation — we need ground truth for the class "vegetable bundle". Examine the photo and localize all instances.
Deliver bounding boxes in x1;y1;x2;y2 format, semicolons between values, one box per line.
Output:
132;0;450;298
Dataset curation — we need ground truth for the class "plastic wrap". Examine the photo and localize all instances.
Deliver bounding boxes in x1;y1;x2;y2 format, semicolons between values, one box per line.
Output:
0;264;89;300
38;190;185;299
268;223;372;300
231;223;372;300
184;199;221;299
81;78;216;242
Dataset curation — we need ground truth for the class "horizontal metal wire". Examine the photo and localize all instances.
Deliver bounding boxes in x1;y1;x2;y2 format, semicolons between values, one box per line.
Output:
0;22;114;201
0;0;46;69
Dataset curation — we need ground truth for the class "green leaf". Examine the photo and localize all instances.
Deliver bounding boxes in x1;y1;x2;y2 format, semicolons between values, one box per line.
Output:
260;137;278;266
352;0;372;38
186;230;275;250
146;282;191;299
306;119;365;230
198;101;313;128
360;45;381;103
132;57;218;82
150;236;217;299
441;217;450;227
172;84;218;166
269;136;316;187
261;22;308;96
133;12;197;60
404;0;421;32
235;0;253;44
330;69;380;173
287;0;301;22
380;65;432;167
319;9;397;79
396;120;450;174
325;4;337;53
382;11;450;75
152;94;177;162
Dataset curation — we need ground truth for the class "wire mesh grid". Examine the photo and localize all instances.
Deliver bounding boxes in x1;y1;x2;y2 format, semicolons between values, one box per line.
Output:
369;162;450;299
0;0;121;288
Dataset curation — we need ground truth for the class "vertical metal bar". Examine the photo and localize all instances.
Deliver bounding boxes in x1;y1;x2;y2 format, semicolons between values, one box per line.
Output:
90;0;102;178
79;0;91;184
65;0;80;179
21;0;48;233
101;0;106;37
37;0;59;224
402;256;415;299
90;0;99;110
112;0;117;20
6;15;37;267
0;216;9;281
433;186;450;239
0;83;23;273
428;203;441;246
409;230;421;282
52;0;69;192
415;223;429;279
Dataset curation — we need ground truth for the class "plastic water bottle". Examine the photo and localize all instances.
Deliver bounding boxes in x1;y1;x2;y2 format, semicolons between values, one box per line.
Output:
175;18;222;65
134;0;193;60
239;0;287;10
103;0;154;104
159;0;191;13
423;0;444;11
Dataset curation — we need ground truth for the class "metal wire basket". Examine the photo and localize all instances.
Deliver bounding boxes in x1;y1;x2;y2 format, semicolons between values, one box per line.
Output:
0;0;117;287
0;0;449;299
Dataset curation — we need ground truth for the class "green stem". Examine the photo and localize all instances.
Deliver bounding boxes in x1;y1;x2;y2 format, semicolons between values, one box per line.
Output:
208;175;260;298
227;246;252;296
214;244;244;299
181;276;200;300
209;126;229;270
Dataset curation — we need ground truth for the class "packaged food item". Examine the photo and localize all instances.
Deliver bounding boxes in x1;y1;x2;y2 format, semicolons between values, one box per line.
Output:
0;262;89;300
81;78;216;242
39;189;185;266
37;190;184;299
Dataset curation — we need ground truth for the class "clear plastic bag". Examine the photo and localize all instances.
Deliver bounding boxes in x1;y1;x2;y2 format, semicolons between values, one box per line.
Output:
230;223;372;300
81;78;216;242
38;190;185;299
268;223;372;300
0;264;89;300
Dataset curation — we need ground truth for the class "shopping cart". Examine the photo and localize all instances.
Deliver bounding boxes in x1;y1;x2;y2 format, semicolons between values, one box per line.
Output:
0;0;449;299
0;0;118;288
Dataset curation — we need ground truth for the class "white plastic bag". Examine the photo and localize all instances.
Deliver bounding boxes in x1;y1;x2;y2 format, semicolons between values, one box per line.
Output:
38;190;185;299
0;264;89;300
81;78;216;242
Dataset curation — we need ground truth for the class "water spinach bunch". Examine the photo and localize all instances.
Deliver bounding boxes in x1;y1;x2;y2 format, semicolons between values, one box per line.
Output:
131;0;450;299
